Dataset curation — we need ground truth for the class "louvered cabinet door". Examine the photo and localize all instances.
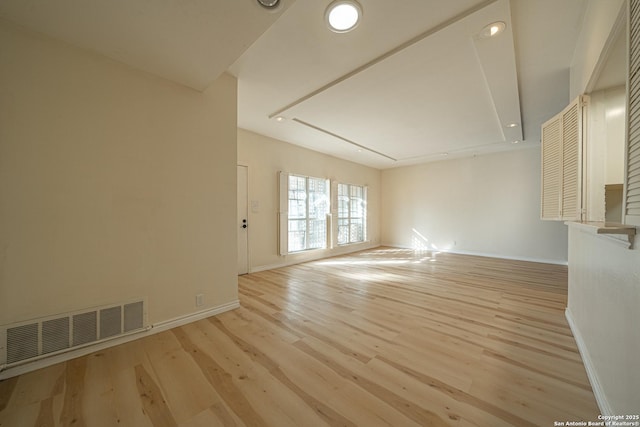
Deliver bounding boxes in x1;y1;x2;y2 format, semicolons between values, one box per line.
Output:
561;98;583;221
540;96;586;221
541;116;562;220
626;0;640;225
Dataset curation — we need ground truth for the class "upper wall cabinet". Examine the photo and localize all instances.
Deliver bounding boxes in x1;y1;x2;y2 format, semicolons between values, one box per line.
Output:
541;95;589;221
626;0;640;225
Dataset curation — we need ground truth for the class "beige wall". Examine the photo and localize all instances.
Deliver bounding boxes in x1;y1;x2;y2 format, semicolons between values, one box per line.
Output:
586;86;626;222
566;1;640;415
570;0;625;99
381;148;569;264
237;129;381;271
602;86;626;185
567;227;640;414
0;20;238;326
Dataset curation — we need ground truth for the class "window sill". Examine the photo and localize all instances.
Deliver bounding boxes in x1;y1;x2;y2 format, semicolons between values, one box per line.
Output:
337;241;367;247
565;221;637;249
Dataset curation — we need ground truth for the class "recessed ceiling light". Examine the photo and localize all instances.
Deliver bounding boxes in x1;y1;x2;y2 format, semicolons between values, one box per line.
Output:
511;140;521;144
480;21;505;38
274;116;286;122
256;0;280;9
326;0;362;33
506;123;519;128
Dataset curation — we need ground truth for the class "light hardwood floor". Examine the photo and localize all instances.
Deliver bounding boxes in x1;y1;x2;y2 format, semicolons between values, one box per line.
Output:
0;248;600;426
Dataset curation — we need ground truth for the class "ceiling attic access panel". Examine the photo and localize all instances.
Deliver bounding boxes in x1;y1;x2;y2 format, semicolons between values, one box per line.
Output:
277;0;522;163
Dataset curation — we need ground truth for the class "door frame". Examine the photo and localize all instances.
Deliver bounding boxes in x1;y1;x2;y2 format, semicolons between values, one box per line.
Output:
237;164;249;275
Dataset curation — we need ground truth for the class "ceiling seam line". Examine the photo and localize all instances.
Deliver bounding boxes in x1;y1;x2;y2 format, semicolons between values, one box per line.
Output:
291;118;397;161
268;0;499;119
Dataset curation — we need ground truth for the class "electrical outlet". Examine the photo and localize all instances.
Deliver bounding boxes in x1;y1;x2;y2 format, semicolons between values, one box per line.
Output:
196;293;204;307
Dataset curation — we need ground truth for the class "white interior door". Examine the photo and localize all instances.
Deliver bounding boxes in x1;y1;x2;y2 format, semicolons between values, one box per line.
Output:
237;165;249;275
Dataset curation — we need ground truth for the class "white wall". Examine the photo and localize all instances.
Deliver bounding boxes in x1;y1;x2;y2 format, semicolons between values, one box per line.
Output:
237;129;381;271
381;148;569;264
0;20;238;327
567;226;640;414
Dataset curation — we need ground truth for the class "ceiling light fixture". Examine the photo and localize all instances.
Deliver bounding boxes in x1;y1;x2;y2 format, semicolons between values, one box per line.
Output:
326;0;362;33
506;123;519;128
274;116;286;122
257;0;280;9
480;21;505;39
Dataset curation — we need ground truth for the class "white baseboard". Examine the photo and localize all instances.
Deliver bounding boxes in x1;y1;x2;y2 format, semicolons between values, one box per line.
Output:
250;262;289;273
151;300;239;333
565;308;613;416
249;243;380;273
381;243;568;266
0;300;239;380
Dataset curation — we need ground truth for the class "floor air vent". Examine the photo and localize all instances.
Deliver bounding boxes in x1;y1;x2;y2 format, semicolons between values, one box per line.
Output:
1;299;146;367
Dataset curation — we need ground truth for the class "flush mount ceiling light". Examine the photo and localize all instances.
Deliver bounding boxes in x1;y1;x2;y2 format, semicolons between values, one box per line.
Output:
257;0;280;9
325;0;362;33
479;21;505;38
506;122;519;128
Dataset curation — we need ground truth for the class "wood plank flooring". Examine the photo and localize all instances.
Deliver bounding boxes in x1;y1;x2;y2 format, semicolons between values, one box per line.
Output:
0;248;600;426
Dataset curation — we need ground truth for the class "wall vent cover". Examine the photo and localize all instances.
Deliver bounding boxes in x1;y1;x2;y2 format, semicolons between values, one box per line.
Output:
1;299;146;367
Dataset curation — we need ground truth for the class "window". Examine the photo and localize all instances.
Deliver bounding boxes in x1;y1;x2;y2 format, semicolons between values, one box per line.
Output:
337;183;366;245
287;174;329;252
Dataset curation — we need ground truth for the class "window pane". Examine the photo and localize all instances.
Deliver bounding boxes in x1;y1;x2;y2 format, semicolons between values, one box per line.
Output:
289;175;305;191
308;178;328;220
289;199;306;219
351;198;363;218
286;175;328;252
338;219;349;245
288;219;306;252
288;175;307;220
336;183;366;245
350;219;363;243
307;219;326;249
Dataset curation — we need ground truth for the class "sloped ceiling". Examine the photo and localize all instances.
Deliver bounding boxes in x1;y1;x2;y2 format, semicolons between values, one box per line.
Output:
230;0;589;168
0;0;295;91
1;0;592;169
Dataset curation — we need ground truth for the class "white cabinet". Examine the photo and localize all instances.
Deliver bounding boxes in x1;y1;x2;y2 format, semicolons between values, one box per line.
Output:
626;0;640;225
541;95;589;221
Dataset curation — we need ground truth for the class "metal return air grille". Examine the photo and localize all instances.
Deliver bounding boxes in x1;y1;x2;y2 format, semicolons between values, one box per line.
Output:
2;300;145;366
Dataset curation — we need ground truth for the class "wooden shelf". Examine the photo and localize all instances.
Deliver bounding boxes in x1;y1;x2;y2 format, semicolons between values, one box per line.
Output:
566;221;637;249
